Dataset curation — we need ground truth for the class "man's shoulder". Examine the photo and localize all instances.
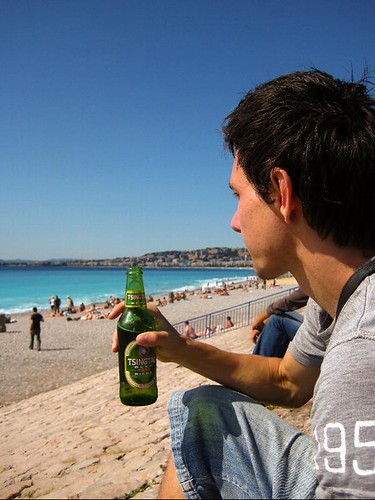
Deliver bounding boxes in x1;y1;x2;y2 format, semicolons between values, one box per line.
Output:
333;277;375;345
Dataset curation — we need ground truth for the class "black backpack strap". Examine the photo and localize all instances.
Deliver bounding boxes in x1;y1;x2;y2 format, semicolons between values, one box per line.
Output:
336;257;375;319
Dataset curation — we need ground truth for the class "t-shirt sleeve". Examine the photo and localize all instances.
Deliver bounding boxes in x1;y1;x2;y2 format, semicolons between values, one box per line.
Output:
288;299;333;367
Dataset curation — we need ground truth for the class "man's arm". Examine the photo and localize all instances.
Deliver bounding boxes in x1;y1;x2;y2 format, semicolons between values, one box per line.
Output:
137;329;318;407
267;288;308;315
109;303;318;408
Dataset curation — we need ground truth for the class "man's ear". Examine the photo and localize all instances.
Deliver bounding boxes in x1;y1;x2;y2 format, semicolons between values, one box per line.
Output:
270;168;297;223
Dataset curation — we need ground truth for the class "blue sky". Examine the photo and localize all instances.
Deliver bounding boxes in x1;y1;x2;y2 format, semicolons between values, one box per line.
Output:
1;0;374;260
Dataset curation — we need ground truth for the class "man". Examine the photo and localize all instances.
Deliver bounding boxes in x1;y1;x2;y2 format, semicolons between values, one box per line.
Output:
110;70;375;498
54;295;61;315
29;307;44;351
251;287;308;357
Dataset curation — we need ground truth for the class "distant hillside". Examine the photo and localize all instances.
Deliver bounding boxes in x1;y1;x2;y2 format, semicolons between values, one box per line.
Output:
0;247;252;268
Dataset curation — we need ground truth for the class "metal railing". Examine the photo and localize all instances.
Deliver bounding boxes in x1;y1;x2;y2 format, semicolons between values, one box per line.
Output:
173;287;298;338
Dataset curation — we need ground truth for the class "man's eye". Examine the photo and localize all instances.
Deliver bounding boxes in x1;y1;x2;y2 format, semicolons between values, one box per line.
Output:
232;191;239;200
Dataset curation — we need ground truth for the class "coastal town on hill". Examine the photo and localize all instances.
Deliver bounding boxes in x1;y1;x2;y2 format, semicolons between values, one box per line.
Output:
0;247;252;269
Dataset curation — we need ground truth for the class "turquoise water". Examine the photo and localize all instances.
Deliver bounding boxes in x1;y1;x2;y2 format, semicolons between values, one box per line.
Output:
0;266;255;314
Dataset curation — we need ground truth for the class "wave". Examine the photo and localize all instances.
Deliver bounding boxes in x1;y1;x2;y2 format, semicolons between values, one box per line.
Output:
172;275;256;294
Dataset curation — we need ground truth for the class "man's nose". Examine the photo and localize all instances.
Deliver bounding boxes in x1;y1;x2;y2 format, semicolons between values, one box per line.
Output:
231;211;241;233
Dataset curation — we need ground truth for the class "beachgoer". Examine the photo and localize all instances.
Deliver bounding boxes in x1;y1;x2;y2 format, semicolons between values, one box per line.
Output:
80;304;109;320
110;69;375;498
198;325;213;337
49;296;55;315
53;295;61;315
29;307;44;351
182;320;197;339
66;295;76;313
251;287;308;357
224;315;234;329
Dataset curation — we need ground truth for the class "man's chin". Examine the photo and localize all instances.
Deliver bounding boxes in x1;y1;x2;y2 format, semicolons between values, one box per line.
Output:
252;262;266;280
253;263;283;281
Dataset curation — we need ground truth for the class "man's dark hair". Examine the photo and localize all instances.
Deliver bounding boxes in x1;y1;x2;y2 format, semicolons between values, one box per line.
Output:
223;69;375;253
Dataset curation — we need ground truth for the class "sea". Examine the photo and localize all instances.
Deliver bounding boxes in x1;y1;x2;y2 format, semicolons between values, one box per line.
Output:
0;266;256;314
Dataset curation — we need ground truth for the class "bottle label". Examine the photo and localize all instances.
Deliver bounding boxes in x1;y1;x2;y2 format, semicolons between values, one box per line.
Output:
125;289;146;308
125;341;156;388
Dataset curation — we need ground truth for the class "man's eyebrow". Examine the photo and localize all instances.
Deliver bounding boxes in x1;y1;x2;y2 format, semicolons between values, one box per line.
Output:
228;182;235;191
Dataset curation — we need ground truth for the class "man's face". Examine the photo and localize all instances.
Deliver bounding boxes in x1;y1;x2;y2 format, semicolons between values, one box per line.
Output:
229;157;291;279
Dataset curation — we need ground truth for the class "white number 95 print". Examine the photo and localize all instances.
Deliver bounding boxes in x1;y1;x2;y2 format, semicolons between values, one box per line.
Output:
314;420;375;476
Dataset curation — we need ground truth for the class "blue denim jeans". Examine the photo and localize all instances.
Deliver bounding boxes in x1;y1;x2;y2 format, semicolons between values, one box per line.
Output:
168;385;317;499
252;312;303;358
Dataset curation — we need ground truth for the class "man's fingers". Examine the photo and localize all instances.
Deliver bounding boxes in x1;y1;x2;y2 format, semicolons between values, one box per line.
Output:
108;302;125;320
112;330;119;352
136;331;162;347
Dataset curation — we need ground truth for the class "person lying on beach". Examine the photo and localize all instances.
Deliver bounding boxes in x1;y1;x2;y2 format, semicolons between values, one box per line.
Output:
5;316;17;323
109;69;375;499
78;304;109;320
80;312;109;320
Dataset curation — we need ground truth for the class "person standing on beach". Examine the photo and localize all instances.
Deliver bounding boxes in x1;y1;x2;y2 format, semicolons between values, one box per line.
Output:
54;295;61;315
29;307;44;351
66;295;76;313
110;69;375;498
49;296;55;315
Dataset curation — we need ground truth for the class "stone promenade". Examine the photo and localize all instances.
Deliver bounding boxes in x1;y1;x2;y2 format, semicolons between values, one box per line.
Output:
0;326;311;499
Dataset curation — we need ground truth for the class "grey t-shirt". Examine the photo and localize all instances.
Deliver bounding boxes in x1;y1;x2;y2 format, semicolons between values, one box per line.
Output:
289;275;375;498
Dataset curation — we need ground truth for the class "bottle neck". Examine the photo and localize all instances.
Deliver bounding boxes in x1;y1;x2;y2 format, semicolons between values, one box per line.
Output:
125;268;147;309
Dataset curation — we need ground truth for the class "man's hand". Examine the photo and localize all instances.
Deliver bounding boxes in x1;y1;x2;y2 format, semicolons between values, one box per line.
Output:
251;326;261;344
108;301;186;362
250;310;270;344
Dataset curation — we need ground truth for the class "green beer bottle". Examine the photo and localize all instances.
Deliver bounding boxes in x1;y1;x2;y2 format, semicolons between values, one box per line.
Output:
117;267;158;406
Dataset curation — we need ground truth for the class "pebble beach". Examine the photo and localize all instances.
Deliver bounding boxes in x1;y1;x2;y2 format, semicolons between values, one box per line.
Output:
0;278;312;499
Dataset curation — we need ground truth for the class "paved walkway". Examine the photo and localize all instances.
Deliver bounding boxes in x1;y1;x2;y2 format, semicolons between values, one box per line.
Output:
0;326;311;499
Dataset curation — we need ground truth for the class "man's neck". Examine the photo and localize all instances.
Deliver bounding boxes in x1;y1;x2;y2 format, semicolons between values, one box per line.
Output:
291;242;369;319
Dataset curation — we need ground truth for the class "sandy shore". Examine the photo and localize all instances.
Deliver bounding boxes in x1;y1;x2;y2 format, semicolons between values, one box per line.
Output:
0;277;313;500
